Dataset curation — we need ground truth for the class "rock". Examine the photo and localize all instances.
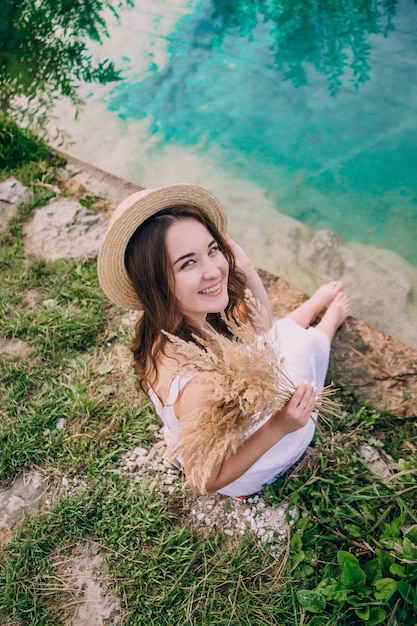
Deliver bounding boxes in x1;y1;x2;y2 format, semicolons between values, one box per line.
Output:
230;198;417;350
59;540;121;626
0;471;49;544
23;198;107;260
132;447;148;458
328;317;417;419
258;270;306;318
0;336;31;358
261;271;417;419
125;461;137;473
0;177;32;231
301;231;417;351
23;288;38;308
300;229;346;277
58;154;141;202
121;311;141;326
42;298;57;308
359;444;396;481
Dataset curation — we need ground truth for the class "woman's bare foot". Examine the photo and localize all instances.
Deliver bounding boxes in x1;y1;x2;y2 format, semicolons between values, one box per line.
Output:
288;281;343;328
315;292;350;340
310;281;343;309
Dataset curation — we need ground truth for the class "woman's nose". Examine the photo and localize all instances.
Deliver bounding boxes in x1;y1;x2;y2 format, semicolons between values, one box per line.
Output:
202;258;221;278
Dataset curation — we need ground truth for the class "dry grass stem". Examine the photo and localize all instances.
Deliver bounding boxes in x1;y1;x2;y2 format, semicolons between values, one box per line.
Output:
164;295;341;492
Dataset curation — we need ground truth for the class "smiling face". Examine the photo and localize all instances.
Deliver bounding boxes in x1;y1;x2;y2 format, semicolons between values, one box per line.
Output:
165;218;230;326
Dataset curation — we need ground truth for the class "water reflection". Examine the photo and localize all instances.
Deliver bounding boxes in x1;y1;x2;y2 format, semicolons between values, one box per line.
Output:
212;0;401;95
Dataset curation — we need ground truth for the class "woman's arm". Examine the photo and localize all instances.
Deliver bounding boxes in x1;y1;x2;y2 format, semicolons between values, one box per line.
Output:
225;236;273;327
176;379;316;494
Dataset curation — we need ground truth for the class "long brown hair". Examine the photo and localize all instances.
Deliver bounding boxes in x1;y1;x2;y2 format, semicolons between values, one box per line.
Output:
124;204;247;386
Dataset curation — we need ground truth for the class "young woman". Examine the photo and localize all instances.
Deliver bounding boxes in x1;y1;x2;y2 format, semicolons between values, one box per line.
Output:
98;183;350;498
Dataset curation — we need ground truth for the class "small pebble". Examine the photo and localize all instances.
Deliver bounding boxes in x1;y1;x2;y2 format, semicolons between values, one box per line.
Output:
125;461;137;472
133;447;148;457
43;299;57;308
119;444;291;547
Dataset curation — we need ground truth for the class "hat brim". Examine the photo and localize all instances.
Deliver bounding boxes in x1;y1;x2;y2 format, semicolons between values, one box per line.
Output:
97;183;228;310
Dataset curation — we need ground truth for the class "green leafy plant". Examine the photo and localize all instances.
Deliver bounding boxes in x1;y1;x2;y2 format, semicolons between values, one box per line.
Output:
297;533;417;624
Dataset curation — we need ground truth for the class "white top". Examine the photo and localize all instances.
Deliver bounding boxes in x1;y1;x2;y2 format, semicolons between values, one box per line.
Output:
148;317;331;497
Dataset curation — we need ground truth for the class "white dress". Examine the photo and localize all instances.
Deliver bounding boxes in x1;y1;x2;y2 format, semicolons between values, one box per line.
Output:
148;317;331;498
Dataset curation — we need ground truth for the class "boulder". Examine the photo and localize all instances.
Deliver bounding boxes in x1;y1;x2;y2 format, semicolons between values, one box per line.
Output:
260;270;417;419
24;198;107;260
0;471;48;544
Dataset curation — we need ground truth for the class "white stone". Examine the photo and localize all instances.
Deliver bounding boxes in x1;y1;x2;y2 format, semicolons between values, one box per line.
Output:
24;198;107;261
42;299;57;308
133;446;148;457
163;476;176;485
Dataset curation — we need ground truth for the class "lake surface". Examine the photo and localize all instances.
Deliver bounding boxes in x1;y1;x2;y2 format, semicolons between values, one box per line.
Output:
108;0;417;266
82;0;417;265
50;0;417;346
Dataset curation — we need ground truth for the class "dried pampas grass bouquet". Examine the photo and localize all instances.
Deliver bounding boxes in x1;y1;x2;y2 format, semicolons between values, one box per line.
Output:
164;294;340;493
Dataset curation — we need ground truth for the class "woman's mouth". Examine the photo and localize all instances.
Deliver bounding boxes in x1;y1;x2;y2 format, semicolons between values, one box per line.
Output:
200;282;222;295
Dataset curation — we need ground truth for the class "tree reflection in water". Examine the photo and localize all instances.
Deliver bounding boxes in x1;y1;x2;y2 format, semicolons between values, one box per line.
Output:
212;0;401;95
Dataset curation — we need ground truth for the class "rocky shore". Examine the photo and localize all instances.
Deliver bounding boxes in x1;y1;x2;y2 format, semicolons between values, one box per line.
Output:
45;152;417;351
2;154;416;419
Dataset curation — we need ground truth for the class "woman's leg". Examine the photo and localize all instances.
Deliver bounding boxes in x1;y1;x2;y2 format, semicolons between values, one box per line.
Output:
315;292;350;340
288;281;343;329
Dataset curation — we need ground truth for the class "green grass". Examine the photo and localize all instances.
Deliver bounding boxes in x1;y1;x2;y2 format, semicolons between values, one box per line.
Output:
1;120;416;625
0;115;52;170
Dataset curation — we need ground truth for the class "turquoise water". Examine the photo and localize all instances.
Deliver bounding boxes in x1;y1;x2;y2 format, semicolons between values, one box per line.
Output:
104;0;417;267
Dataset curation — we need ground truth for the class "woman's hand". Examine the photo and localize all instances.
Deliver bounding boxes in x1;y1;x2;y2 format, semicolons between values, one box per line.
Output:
225;236;254;273
180;380;317;494
225;235;273;325
270;383;317;437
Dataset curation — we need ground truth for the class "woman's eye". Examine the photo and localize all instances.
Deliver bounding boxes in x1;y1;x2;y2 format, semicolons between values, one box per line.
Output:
209;244;219;255
181;259;194;269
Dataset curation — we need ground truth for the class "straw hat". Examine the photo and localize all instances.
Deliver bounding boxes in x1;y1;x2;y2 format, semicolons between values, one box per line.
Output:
97;183;228;310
